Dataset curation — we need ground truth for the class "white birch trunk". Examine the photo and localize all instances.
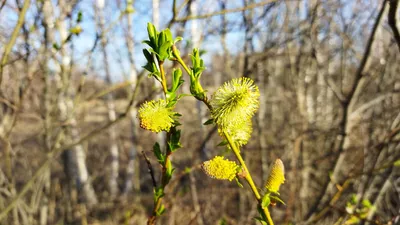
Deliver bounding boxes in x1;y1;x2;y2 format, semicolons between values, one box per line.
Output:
58;1;98;205
96;0;119;198
123;0;139;195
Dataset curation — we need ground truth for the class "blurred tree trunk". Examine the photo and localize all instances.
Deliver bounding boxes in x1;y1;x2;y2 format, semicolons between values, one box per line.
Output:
188;2;205;225
96;0;120;199
123;0;140;196
307;1;387;220
40;1;56;224
57;0;98;206
239;0;255;221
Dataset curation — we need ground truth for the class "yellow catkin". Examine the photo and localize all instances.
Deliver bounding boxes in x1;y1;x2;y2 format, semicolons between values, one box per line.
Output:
218;119;252;147
138;99;175;133
201;156;239;181
265;159;285;193
210;77;260;128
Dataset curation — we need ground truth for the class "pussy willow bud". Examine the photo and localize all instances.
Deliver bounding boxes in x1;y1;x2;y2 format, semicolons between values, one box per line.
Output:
201;156;239;181
210;77;260;128
138;99;176;133
265;159;285;193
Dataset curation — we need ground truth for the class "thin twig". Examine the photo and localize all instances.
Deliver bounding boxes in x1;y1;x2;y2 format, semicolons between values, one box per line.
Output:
174;0;277;22
0;0;7;13
142;150;157;188
0;0;30;86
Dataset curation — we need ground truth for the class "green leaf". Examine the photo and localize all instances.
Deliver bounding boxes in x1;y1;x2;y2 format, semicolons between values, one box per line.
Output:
52;43;60;50
151;29;172;60
184;167;192;173
153;142;165;164
142;40;153;48
203;118;214;125
235;177;243;188
190;48;205;78
164;29;173;43
171;129;181;145
217;140;228;146
166;92;177;104
154;187;164;201
158;41;172;60
348;194;357;205
394;159;400;167
142;49;162;81
199;49;207;56
362;199;372;208
261;194;271;208
146;22;157;48
174;36;183;44
77;11;83;23
168;129;182;152
171;68;183;92
164;160;174;185
218;218;227;225
156;204;166;216
142;49;152;61
270;195;286;205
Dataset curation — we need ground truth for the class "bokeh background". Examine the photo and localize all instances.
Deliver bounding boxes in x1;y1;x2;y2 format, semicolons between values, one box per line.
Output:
0;0;399;224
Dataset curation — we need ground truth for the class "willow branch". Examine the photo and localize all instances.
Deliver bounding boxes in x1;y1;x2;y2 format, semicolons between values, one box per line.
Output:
0;0;30;86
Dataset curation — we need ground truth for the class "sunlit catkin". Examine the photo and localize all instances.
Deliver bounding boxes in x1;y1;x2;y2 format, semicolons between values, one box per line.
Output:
201;156;239;181
265;159;285;193
210;77;260;128
138;99;176;133
218;119;252;147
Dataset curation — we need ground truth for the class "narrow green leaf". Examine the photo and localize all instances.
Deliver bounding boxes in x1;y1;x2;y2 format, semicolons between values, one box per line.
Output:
174;36;183;44
77;11;83;23
217;140;228;146
203;118;214;125
153;142;164;164
270;195;285;205
171;68;183;91
164;28;173;42
154;187;164;200
235;177;243;188
156;204;166;216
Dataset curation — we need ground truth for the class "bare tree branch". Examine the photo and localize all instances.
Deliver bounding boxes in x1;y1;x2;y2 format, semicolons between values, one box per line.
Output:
0;0;29;86
175;0;277;22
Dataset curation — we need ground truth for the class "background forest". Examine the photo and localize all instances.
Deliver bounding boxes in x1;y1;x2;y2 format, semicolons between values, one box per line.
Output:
0;0;399;224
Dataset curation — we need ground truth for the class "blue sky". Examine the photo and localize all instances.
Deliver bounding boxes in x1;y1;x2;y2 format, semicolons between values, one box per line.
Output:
68;0;251;82
0;0;381;82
